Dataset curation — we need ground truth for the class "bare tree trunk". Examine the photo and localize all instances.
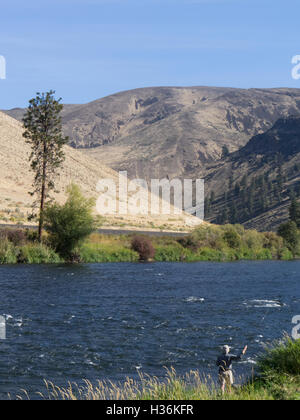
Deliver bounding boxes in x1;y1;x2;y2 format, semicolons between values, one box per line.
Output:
38;180;46;242
38;142;47;242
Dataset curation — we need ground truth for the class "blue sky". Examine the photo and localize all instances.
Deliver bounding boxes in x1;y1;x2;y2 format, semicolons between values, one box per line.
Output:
0;0;299;108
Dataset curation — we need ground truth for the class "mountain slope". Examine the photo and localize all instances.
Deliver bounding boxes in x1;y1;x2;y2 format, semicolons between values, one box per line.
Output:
203;116;300;231
0;111;200;231
5;87;300;182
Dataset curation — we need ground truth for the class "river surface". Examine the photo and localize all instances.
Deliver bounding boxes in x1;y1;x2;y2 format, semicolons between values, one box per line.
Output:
0;261;299;399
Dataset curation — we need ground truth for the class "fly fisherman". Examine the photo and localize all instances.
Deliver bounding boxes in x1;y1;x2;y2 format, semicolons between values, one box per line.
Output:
216;345;248;394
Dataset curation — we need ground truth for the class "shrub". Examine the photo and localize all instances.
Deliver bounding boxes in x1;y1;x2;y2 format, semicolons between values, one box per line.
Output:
243;229;264;250
131;236;155;261
222;226;242;249
44;184;96;260
25;229;39;243
188;225;224;249
262;232;285;258
279;248;294;260
263;231;283;249
177;236;200;252
258;337;300;376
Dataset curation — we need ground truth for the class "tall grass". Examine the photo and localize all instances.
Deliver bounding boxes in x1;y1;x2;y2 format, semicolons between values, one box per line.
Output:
0;239;18;264
16;337;300;400
80;242;139;263
25;369;273;401
0;229;61;264
17;244;61;264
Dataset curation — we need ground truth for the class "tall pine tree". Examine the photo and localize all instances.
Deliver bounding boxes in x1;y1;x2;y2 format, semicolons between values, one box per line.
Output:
23;91;69;241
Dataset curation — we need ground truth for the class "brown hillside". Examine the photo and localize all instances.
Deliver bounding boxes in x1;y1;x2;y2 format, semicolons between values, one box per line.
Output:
6;87;300;182
0;112;200;231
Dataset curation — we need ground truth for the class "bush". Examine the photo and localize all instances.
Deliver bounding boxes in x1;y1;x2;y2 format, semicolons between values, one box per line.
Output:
258;337;300;376
44;184;96;260
222;225;242;249
263;231;284;250
25;229;39;243
279;248;294;260
131;236;155;261
177;236;200;252
189;225;224;250
243;229;264;250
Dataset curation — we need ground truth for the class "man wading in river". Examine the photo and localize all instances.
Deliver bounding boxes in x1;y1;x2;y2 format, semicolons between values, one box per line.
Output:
216;345;248;394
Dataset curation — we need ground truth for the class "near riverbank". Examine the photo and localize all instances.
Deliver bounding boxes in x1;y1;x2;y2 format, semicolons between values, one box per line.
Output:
18;337;300;400
0;223;296;264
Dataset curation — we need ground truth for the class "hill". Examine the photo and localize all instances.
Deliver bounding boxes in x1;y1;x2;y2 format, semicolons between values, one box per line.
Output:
5;87;300;182
0;111;200;231
4;86;300;231
204;116;300;231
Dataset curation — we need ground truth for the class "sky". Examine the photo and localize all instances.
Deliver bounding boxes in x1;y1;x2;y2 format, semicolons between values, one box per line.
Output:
0;0;299;108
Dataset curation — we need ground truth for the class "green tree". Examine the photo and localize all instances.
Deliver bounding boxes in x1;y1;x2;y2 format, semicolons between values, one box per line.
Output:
289;199;300;228
44;184;96;261
223;226;241;249
278;221;300;255
23;91;69;242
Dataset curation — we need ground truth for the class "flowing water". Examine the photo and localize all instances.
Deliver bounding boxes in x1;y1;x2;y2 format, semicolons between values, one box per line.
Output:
0;261;299;399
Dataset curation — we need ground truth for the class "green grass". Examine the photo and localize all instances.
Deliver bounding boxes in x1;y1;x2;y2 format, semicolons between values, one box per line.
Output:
17;244;61;264
0;239;18;264
80;242;139;263
0;238;61;265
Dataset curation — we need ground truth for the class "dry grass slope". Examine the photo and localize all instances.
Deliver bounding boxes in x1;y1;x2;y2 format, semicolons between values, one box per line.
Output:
0;111;200;231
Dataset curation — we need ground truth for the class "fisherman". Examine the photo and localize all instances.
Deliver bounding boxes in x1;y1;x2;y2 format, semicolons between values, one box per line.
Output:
216;344;248;394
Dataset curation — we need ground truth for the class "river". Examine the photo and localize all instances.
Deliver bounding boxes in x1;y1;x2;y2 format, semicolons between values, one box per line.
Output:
0;261;299;399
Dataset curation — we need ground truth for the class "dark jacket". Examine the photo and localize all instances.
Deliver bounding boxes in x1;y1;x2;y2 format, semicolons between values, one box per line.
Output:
216;352;243;373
